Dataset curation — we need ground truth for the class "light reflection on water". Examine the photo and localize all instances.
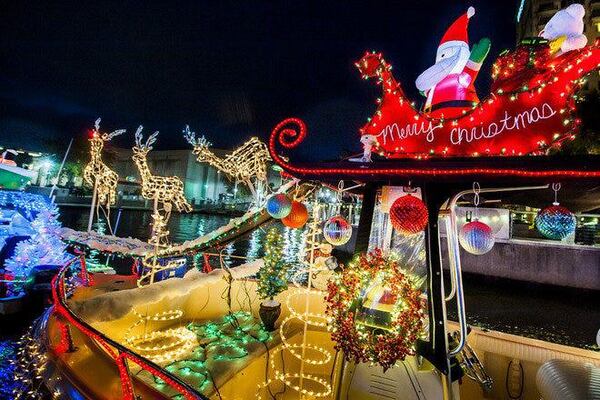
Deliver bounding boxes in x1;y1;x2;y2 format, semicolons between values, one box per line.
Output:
58;207;307;270
59;208;231;243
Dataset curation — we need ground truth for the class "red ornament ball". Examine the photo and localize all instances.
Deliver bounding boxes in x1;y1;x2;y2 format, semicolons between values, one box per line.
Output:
389;194;428;235
281;201;308;229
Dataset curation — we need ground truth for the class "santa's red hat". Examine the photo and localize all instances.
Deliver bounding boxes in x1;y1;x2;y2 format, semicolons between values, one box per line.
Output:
439;6;475;48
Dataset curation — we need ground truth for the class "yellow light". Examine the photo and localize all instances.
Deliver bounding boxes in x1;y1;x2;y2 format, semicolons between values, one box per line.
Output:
83;118;126;207
184;126;271;197
257;200;334;399
124;307;196;365
132;126;192;285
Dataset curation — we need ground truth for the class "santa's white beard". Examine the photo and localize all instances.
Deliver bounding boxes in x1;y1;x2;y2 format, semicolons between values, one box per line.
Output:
416;53;468;92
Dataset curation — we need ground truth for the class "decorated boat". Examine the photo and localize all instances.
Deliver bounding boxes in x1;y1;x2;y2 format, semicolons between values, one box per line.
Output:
0;150;36;190
12;4;600;400
0;190;69;315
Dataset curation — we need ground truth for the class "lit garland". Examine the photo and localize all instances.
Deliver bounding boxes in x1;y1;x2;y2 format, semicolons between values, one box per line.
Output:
258;200;334;398
184;125;272;197
124;308;197;365
133;126;192;285
325;249;426;371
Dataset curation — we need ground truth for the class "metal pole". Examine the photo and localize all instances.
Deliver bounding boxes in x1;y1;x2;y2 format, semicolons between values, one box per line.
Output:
50;138;73;198
87;182;98;232
113;208;123;235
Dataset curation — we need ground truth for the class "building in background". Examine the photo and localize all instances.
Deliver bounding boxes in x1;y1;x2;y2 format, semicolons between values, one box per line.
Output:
516;0;600;91
111;148;230;203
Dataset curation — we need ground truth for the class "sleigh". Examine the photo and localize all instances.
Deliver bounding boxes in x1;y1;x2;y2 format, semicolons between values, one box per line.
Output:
345;40;600;159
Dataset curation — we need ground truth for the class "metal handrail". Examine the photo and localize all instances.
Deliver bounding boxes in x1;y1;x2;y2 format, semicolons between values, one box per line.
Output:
51;258;207;400
445;184;549;357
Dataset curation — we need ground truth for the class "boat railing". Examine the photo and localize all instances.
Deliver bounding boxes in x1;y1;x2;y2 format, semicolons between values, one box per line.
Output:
444;184;549;358
51;256;207;400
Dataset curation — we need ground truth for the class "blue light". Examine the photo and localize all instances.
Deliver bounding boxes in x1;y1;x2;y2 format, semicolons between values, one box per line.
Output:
516;0;526;23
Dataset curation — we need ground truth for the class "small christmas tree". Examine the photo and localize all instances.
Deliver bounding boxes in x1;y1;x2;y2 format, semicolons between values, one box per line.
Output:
257;227;289;303
5;206;68;293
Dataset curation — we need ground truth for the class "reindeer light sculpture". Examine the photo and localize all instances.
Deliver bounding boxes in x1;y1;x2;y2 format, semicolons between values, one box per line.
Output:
133;126;192;285
183;125;271;199
83;118;126;232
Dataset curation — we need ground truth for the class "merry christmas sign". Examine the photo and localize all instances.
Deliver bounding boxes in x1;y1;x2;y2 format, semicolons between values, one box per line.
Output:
357;5;600;158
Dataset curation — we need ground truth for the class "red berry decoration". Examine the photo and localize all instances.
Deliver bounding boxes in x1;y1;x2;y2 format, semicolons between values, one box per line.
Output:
281;201;308;229
389;194;429;235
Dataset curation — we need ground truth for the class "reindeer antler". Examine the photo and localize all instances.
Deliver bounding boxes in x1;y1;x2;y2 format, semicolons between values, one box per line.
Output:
146;131;159;149
94;118;101;131
183;125;197;145
183;125;211;147
104;129;126;141
134;125;145;148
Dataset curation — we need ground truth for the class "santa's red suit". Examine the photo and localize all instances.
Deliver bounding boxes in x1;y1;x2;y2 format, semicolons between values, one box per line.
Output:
424;60;481;116
418;8;484;118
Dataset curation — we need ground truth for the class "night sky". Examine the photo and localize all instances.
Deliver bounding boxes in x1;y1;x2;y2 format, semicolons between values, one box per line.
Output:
1;1;519;160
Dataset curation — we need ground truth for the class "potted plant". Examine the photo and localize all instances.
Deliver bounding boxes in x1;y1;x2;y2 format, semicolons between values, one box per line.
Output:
257;227;289;331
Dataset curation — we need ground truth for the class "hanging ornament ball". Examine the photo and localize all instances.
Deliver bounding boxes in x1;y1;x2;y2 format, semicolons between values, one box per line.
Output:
535;204;576;240
323;216;353;246
266;194;292;219
389;195;428;235
281;201;308;229
459;220;495;255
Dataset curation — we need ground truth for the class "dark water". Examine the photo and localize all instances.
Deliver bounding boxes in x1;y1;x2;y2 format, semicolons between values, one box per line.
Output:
446;273;600;352
58;207;308;273
58;207;231;243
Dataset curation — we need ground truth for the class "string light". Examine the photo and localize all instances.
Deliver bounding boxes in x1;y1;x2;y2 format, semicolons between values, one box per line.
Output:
184;125;272;197
124;308;197;365
133;126;192;286
83;118;126;207
258;200;335;398
269;118;600;179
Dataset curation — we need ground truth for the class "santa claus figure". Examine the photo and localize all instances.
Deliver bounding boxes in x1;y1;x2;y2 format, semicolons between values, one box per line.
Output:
415;7;491;118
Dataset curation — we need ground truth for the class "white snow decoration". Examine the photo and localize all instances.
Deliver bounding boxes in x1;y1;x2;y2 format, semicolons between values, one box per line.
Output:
69;259;263;324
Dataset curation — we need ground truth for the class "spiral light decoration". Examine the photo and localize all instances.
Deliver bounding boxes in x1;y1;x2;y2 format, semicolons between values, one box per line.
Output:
258;199;334;398
124;308;197;365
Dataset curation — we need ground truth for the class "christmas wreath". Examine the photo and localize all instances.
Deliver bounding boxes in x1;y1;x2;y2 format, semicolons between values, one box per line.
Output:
325;249;426;370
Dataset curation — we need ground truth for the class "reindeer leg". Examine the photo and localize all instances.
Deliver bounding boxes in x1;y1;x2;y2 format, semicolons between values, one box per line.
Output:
246;179;256;198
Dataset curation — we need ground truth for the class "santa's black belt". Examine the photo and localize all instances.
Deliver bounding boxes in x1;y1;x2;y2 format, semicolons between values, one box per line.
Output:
429;100;476;112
